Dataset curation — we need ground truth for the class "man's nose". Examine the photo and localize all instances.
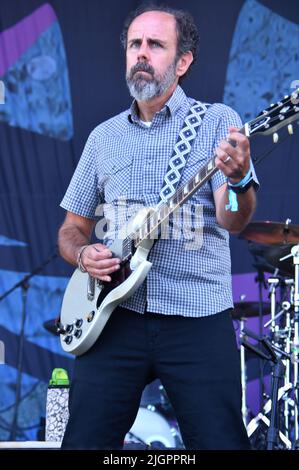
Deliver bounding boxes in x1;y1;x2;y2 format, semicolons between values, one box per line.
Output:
137;39;150;61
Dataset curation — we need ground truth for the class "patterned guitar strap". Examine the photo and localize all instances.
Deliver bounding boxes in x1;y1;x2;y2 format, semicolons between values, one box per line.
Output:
157;100;210;206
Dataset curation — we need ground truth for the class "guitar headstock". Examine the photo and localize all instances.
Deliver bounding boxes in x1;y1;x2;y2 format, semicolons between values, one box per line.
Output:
247;88;299;140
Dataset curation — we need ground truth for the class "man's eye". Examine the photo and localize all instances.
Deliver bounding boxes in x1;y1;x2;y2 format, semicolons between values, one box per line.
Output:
129;41;140;48
151;42;162;48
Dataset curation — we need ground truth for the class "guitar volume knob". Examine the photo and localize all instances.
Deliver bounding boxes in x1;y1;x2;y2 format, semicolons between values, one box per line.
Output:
74;329;82;339
64;335;73;345
66;324;74;334
75;319;83;328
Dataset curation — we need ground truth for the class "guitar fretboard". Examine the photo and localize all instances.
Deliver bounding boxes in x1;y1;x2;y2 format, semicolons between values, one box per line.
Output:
133;155;218;247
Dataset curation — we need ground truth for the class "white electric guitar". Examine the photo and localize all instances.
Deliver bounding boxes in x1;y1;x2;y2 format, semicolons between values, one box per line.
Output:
60;89;299;355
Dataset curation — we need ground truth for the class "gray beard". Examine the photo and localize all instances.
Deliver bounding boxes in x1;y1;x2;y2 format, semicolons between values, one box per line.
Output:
126;62;177;102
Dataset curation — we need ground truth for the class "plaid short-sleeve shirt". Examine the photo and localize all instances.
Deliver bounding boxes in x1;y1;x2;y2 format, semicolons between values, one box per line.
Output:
61;85;254;317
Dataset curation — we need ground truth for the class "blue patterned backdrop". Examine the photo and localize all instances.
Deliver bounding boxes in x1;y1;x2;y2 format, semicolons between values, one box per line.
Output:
0;0;298;440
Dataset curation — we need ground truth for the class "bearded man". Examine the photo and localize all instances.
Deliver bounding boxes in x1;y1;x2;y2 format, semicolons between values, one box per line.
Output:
59;4;257;450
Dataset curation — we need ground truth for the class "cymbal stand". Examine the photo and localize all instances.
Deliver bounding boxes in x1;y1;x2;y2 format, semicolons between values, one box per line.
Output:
268;277;280;340
284;301;292;441
281;245;299;446
280;281;294;442
239;317;248;426
264;300;291;331
291;245;299;446
264;288;294;442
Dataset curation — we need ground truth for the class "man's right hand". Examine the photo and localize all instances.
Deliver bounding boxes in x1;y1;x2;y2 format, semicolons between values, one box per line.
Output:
80;243;121;282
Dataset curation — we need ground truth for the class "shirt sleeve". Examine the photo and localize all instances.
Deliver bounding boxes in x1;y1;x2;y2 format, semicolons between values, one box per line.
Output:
210;105;259;193
60;130;104;219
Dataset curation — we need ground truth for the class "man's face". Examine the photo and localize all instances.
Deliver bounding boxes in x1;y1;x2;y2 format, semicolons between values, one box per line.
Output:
126;11;179;101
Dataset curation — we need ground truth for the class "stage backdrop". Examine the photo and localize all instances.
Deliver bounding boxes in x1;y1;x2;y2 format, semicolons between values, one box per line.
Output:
0;0;298;440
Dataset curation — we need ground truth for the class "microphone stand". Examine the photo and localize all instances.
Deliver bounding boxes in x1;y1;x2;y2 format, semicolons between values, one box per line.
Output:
0;250;58;441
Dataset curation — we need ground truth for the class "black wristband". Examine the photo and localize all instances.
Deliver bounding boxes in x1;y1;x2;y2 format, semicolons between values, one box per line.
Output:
228;178;255;194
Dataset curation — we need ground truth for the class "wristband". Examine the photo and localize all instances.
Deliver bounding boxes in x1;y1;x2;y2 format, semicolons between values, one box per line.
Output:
76;245;89;273
227;160;255;194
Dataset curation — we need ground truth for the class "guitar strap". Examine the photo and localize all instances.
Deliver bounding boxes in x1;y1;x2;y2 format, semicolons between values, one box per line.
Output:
157;100;210;205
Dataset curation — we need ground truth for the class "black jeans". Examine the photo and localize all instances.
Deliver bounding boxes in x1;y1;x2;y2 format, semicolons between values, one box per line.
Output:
61;306;250;450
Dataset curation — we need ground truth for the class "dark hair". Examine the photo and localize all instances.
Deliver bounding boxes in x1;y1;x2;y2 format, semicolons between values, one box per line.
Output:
120;3;199;79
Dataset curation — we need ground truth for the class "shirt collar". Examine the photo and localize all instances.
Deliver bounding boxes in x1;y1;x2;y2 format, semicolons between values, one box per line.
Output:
128;85;188;123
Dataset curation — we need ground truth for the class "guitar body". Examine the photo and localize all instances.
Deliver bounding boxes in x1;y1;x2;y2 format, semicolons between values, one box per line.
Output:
60;207;155;355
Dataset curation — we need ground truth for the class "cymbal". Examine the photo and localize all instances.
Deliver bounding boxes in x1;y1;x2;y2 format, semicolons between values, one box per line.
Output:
239;221;299;245
231;301;271;320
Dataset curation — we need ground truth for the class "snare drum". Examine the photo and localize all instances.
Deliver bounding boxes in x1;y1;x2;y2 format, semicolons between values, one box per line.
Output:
126;406;180;448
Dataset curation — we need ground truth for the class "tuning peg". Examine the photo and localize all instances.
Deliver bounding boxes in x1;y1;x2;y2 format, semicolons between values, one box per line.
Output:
273;132;279;143
288;124;294;135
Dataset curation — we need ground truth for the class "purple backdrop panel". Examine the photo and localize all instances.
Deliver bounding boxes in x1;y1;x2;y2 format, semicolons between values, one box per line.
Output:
0;4;56;76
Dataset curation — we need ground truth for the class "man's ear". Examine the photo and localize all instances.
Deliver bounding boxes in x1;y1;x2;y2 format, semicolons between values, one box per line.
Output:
176;51;193;78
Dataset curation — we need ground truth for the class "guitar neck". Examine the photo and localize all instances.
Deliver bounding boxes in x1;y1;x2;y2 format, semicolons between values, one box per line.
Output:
124;87;299;254
134;126;247;246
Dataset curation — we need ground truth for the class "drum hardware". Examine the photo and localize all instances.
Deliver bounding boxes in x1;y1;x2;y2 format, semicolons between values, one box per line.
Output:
246;383;293;450
125;406;182;449
125;429;150;449
280;245;299;445
232;296;273;425
262;263;296;446
242;327;294;449
264;245;296;278
239;226;299;449
239;317;249;426
283;302;293;441
264;301;292;340
267;277;280;335
131;381;184;449
247;240;274;410
265;270;297;447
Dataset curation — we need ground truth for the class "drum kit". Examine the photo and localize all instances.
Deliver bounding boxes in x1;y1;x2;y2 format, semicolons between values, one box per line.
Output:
235;219;299;450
